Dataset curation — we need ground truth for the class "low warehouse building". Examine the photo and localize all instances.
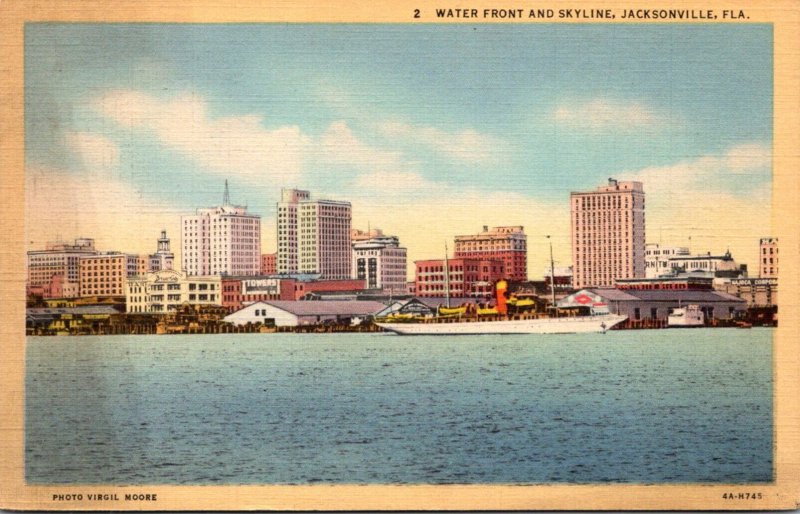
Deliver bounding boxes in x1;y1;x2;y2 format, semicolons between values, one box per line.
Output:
224;300;387;327
559;288;747;322
26;305;122;335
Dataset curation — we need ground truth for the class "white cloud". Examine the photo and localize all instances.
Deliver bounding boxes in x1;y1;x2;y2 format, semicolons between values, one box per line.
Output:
350;181;570;279
65;131;120;170
352;170;437;193
93;90;311;183
318;121;404;172
628;142;772;269
724;142;772;172
379;121;506;164
630;142;771;192
349;141;773;278
553;98;668;131
25;164;182;257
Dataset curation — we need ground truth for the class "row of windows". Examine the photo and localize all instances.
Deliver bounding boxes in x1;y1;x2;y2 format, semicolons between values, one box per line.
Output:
184;217;259;224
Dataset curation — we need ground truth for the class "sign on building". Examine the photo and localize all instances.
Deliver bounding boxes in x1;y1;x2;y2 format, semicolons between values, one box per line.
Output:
241;278;280;296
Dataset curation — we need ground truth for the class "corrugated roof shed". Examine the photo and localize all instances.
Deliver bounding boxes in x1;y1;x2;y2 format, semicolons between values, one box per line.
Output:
586;288;640;301
26;306;121;315
263;301;387;316
613;289;746;303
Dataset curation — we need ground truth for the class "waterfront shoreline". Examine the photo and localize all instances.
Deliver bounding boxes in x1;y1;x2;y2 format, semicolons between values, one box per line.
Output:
26;318;773;337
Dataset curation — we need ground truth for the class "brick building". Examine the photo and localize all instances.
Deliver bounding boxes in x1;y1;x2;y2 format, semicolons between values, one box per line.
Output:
454;226;527;281
415;258;504;298
78;253;140;298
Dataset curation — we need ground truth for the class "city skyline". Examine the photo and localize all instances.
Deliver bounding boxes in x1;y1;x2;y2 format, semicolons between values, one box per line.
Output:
25;23;773;277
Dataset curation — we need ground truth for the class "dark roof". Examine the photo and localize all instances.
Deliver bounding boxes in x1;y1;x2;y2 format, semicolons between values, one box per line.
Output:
590;288;746;303
26;306;121;315
585;288;640;301
616;275;713;282
262;300;387;316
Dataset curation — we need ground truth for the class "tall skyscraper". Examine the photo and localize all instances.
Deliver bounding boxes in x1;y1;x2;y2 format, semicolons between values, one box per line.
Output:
571;178;645;289
454;225;527;281
277;188;352;279
181;182;261;276
759;237;778;278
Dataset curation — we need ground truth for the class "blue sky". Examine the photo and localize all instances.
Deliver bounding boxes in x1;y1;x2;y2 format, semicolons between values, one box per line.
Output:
25;23;773;276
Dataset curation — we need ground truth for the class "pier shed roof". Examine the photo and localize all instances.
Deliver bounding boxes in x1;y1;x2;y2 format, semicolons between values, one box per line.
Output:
607;289;746;304
261;300;387;316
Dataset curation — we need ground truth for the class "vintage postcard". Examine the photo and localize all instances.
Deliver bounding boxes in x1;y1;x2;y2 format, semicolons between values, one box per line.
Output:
1;0;798;510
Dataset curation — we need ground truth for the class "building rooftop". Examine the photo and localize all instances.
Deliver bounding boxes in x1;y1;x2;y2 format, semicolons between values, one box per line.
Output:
668;251;734;261
585;288;641;301
588;288;746;303
27;306;122;315
260;300;387;316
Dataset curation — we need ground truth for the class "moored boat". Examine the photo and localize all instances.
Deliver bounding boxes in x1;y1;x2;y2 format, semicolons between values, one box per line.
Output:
377;240;628;335
376;306;627;335
667;304;705;328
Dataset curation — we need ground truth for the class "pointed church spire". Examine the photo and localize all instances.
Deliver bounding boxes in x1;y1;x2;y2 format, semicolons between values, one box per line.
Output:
223;179;231;206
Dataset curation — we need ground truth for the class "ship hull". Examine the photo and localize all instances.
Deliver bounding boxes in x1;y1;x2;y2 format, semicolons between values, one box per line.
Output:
376;314;627;335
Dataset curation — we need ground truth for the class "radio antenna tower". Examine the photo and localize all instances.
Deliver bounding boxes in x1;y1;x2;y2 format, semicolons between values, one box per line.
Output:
223;179;231;205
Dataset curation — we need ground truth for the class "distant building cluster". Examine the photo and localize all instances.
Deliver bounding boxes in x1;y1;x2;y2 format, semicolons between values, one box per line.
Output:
645;243;690;278
26;177;778;324
27;233;174;300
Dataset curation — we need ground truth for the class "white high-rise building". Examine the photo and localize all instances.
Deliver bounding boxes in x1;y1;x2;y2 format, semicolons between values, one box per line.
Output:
277;188;351;279
182;182;261;276
351;230;407;293
571;178;646;289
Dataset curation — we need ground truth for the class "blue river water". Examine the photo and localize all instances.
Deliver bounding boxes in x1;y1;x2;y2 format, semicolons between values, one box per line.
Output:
25;328;773;484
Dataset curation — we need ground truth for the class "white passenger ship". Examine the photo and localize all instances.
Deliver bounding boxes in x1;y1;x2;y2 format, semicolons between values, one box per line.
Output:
376;305;627;335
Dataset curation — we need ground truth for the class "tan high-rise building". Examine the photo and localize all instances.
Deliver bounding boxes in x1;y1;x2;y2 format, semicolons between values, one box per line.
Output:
277;189;352;279
570;178;645;289
759;237;778;278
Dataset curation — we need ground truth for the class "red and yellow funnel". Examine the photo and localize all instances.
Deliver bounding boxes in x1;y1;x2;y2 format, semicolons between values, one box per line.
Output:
495;279;508;315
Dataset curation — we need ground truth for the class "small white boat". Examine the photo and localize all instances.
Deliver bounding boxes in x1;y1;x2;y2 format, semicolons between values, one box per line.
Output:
376;306;627;336
667;304;705;328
